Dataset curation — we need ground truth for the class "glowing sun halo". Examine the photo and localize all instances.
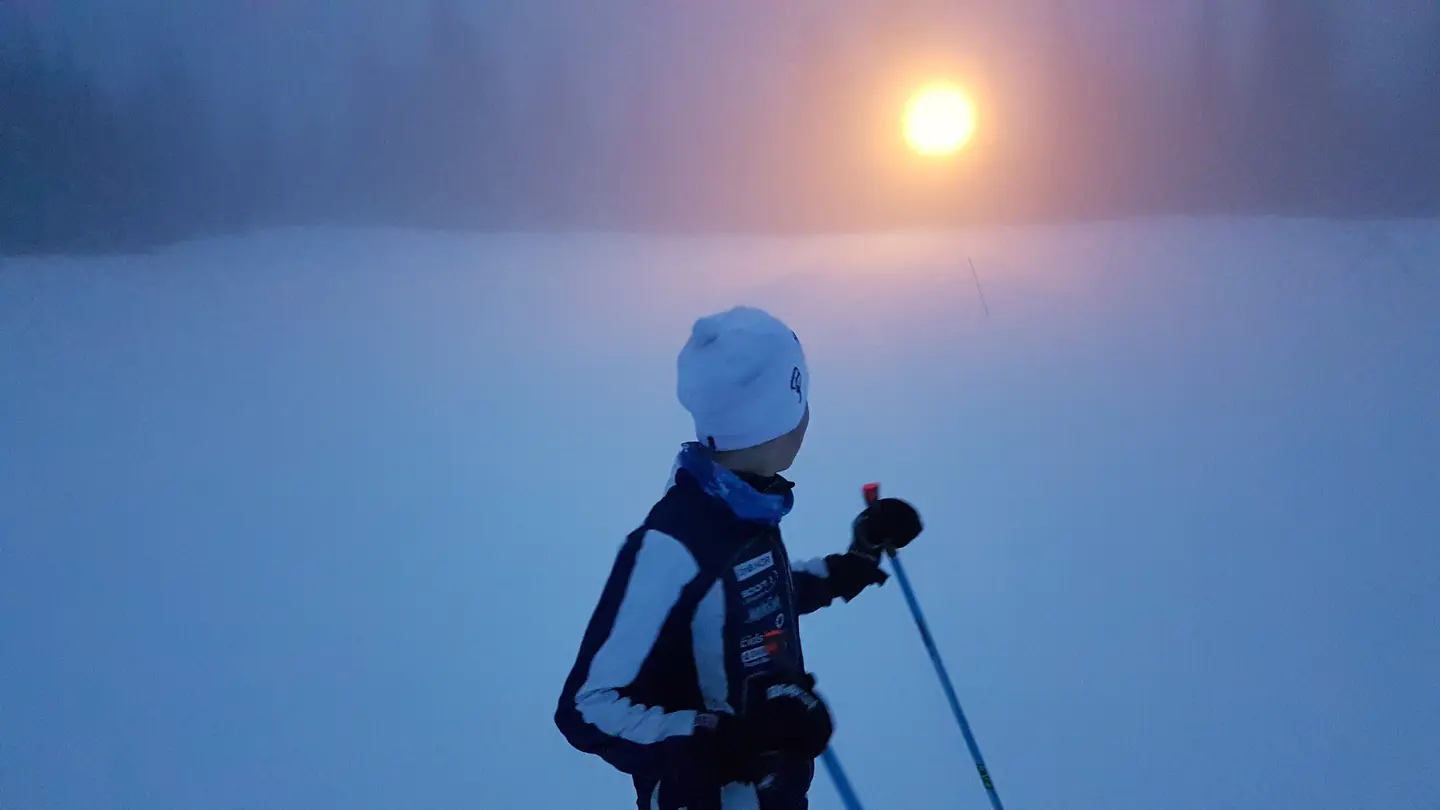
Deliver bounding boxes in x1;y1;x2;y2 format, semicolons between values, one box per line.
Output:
903;84;977;157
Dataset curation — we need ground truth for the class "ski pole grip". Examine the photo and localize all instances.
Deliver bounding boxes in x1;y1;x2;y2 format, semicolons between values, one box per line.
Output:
860;483;897;558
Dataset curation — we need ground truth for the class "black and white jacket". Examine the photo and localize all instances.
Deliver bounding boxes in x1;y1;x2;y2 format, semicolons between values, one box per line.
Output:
555;451;854;810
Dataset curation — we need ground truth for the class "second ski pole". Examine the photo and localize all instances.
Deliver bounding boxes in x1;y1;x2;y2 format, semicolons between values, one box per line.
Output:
864;482;1005;810
820;747;865;810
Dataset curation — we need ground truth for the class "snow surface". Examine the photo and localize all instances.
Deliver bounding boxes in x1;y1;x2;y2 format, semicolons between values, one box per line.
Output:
2;218;1438;809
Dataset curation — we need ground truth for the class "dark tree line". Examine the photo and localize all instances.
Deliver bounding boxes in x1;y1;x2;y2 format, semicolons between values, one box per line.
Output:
3;0;1439;255
1;19;281;253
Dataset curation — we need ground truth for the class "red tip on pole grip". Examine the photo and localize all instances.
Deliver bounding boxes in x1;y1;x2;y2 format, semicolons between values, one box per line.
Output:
863;482;880;503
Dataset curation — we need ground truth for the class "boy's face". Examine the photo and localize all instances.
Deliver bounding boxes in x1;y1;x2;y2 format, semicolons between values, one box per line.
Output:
772;405;810;472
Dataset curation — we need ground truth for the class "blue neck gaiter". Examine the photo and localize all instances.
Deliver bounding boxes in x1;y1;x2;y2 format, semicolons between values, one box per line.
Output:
673;442;794;526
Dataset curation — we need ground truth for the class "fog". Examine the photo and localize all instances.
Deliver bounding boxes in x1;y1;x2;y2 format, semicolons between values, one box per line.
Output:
4;4;1439;809
4;221;1437;810
3;0;1438;254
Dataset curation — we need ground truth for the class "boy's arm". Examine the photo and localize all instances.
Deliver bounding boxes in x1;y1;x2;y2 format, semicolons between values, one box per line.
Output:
554;529;708;780
791;496;925;614
790;553;886;614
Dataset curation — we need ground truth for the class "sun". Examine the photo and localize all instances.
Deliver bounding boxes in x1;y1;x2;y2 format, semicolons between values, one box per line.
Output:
903;83;977;157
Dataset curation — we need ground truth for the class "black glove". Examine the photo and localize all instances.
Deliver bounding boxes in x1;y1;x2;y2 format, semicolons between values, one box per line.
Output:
850;497;923;563
823;497;923;601
692;673;834;784
744;671;833;760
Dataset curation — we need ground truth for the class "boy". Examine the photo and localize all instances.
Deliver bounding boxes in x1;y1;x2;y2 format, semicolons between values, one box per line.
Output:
555;306;923;810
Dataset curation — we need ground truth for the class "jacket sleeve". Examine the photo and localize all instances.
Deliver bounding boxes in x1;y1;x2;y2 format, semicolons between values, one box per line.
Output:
790;555;841;615
554;529;704;780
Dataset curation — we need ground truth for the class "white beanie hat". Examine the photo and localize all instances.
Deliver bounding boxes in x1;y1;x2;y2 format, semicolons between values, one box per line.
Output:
677;306;809;452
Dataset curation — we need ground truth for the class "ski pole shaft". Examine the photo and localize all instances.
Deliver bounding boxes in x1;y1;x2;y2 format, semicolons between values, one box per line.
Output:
820;747;865;810
888;552;1004;810
864;483;1005;810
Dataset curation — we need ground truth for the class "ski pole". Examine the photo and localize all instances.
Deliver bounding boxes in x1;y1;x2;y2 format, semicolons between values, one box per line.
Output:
864;482;1005;810
820;747;865;810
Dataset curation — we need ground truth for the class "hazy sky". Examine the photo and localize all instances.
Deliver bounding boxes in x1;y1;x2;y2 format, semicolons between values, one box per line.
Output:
11;0;1437;132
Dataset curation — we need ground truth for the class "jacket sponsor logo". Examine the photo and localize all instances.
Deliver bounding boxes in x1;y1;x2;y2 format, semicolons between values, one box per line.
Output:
733;551;774;582
740;573;777;603
767;682;819;710
741;633;766;649
741;646;770;667
746;595;781;623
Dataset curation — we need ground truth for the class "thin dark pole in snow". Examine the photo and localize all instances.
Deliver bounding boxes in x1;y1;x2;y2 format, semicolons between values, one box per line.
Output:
820;747;865;810
968;256;991;317
865;483;1005;810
